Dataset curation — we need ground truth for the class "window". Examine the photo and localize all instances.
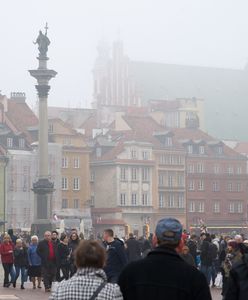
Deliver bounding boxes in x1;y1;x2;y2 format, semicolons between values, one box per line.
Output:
198;180;204;191
229;202;235;213
189;201;195;212
74;158;80;168
19;138;25;148
213;202;220;213
142;193;149;206
131;168;138;181
237;202;243;213
168;174;173;187
178;194;185;208
187;144;193;154
168;194;175;208
73;199;79;209
131;193;137;206
142;151;149;160
96;148;102;158
142;167;150;181
63;137;71;145
188;180;195;191
196;163;204;173
214;165;220;174
62;157;68;168
199;146;205;154
73;178;80;190
165;137;173;147
120;167;127;181
62;199;68;209
48;123;54;133
237;166;242;174
120;193;126;206
212;181;220;192
7;138;13;148
227;182;233;192
237;182;242;192
159;174;164;186
188;164;194;174
229;202;243;213
90;195;95;207
62;177;68;190
131;149;137;159
90;172;95;182
216;146;223;154
160;154;166;164
198;202;205;213
178;175;184;187
159;193;165;208
227;166;234;175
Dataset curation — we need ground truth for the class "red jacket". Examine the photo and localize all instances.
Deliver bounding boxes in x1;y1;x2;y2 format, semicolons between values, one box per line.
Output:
0;242;14;263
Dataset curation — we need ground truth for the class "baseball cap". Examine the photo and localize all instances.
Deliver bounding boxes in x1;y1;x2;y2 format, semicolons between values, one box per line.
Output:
155;218;182;242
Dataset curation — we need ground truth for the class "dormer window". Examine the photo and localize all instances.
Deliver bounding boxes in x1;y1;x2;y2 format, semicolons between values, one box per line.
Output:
19;138;25;149
7;138;13;148
187;144;193;154
199;146;205;154
217;146;223;154
96;147;102;158
165;137;172;147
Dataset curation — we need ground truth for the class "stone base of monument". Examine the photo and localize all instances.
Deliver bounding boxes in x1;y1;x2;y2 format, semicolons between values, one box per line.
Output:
31;220;56;238
32;178;55;238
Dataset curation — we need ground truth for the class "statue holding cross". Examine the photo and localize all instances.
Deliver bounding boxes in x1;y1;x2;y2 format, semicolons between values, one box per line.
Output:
34;23;50;58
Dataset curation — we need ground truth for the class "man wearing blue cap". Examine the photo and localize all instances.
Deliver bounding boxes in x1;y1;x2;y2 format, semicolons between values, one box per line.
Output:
118;218;212;300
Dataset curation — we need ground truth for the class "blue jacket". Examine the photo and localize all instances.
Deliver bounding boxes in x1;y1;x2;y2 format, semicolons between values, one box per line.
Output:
28;244;41;266
103;239;128;280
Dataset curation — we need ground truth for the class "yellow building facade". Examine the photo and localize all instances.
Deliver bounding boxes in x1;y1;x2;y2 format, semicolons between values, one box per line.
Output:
48;119;91;215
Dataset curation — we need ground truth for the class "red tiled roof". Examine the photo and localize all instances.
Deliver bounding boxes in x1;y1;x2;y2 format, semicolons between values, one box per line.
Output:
234;142;248;155
172;128;245;158
6;100;38;131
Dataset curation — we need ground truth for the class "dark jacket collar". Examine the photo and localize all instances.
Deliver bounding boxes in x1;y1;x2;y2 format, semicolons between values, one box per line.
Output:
148;246;180;258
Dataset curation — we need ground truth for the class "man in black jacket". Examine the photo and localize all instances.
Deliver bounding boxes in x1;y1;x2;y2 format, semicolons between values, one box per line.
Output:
103;229;128;283
118;218;212;300
126;233;141;262
37;231;58;292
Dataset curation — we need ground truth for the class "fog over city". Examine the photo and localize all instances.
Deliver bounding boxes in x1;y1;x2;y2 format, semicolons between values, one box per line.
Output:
1;2;248;299
1;0;248;110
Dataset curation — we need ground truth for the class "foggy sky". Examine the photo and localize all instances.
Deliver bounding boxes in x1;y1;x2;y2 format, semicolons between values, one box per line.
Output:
1;0;248;109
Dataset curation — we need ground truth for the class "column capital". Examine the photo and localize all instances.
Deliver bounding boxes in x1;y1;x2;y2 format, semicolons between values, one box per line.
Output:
35;85;51;98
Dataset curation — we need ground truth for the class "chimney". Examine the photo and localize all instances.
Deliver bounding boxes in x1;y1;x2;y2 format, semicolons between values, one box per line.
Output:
10;92;26;103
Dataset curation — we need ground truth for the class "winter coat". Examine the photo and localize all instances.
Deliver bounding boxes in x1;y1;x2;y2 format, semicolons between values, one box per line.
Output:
103;239;128;280
14;247;29;268
36;239;58;267
50;268;123;300
118;246;212;300
57;243;70;267
126;237;141;262
0;242;14;264
28;244;41;266
225;254;248;300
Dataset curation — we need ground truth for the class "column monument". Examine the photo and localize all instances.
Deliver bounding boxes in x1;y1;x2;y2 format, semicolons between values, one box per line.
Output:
29;24;57;236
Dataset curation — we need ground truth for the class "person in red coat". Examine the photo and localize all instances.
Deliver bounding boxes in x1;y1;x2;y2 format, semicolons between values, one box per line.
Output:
0;234;15;287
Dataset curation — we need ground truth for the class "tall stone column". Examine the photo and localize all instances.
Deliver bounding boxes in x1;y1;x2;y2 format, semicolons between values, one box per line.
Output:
29;25;57;236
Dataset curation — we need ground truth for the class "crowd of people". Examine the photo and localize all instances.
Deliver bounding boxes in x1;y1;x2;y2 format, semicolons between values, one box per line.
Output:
0;221;247;299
